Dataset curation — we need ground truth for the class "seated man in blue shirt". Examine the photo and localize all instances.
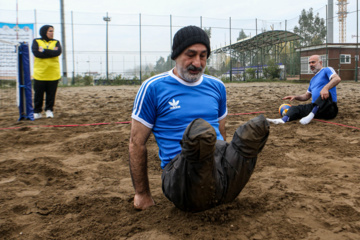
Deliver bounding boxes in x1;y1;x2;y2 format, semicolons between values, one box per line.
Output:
267;55;341;125
129;25;270;212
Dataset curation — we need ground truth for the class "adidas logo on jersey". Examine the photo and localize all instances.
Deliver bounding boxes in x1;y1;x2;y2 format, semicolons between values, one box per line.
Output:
169;99;181;110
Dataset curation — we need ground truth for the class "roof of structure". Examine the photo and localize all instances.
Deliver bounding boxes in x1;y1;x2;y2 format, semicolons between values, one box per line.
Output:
213;30;302;53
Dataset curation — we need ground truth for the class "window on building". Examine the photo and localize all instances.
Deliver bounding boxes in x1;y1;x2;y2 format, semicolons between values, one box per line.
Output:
320;55;328;67
340;54;351;64
301;57;309;74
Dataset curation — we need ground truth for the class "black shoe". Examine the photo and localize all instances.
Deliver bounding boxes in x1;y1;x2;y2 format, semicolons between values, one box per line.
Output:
180;118;216;161
231;114;270;158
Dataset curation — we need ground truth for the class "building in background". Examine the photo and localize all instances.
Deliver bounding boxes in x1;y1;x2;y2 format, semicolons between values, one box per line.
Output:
299;43;359;81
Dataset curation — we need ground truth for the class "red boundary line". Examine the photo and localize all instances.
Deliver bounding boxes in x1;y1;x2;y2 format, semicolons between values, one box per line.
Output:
313;119;360;130
2;111;358;131
228;111;266;116
0;121;131;130
1;111;265;131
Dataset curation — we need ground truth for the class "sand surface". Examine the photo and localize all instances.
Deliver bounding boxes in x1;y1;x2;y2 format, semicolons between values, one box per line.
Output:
0;82;359;240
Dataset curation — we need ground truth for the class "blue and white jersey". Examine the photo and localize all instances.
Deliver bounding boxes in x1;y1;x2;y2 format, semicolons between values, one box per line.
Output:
307;67;337;103
132;69;227;168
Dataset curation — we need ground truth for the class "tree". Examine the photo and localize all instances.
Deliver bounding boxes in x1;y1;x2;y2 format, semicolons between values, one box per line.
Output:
154;56;166;73
237;29;248;41
153;55;175;74
203;27;211;39
293;8;326;46
245;68;256;79
231;30;249;69
263;59;281;79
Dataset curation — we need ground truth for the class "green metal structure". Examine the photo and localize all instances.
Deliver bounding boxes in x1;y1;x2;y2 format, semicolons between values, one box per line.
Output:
213;30;302;80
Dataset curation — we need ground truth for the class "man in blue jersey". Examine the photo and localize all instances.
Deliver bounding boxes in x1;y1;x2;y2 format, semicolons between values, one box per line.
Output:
129;25;270;212
267;55;341;125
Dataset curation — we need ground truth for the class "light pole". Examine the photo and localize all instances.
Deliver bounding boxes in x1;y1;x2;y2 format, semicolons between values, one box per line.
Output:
103;13;111;81
87;59;90;76
100;58;102;75
60;0;68;85
356;0;358;82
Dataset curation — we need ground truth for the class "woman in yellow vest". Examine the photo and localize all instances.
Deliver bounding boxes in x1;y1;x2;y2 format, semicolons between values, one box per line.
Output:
31;25;62;119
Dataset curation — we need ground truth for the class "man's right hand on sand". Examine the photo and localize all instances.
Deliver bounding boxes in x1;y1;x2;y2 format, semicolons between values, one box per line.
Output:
134;193;155;210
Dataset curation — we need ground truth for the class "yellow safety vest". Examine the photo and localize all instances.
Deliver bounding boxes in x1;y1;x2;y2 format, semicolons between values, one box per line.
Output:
33;39;61;81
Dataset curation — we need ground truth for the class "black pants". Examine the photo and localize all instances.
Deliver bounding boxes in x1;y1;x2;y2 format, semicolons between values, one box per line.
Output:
33;79;59;113
286;94;338;121
162;115;270;212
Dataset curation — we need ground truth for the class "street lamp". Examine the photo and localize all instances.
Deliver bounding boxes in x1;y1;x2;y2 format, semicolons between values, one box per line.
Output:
103;13;111;81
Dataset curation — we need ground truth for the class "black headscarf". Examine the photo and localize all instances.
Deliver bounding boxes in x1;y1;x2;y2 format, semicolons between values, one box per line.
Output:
39;25;53;41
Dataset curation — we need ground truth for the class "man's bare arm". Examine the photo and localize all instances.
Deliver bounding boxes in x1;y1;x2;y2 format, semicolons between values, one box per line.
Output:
129;119;154;210
320;74;341;100
283;91;312;102
219;117;226;141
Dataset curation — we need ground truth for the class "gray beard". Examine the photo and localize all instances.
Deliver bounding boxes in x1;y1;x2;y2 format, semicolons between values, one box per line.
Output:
177;64;204;83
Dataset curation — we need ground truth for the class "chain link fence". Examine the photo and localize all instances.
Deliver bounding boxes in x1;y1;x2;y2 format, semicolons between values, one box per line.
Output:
0;3;359;88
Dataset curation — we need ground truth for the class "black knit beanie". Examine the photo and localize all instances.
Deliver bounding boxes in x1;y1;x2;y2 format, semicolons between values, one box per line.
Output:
171;25;211;60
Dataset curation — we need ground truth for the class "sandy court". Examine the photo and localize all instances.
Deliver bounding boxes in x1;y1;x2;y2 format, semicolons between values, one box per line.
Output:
0;82;359;240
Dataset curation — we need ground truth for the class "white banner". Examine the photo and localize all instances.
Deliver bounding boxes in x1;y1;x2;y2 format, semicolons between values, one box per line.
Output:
0;22;34;80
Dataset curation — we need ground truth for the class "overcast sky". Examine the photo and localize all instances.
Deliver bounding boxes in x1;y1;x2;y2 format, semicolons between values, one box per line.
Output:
1;0;358;39
0;0;334;20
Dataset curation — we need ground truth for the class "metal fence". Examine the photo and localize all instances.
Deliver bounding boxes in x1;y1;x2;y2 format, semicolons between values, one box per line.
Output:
0;3;359;84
